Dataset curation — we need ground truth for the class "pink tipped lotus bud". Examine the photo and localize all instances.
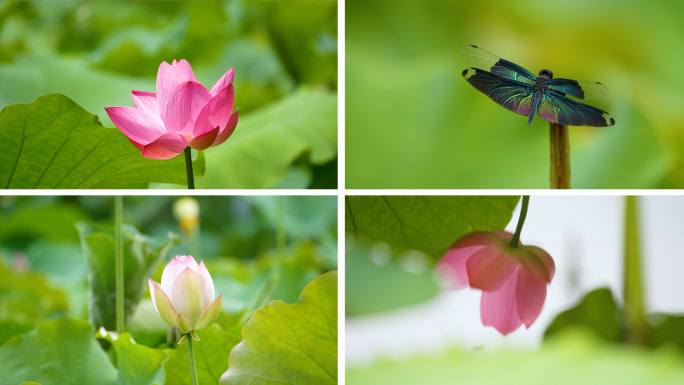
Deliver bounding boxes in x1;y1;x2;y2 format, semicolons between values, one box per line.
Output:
436;230;555;335
106;60;239;159
148;255;222;337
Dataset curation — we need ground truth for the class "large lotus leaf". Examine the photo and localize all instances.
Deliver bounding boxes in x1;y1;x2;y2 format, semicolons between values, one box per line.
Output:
346;328;684;385
544;287;622;343
0;55;155;126
345;196;520;262
163;324;240;385
125;298;173;349
0;262;68;347
241;195;338;269
258;1;337;86
220;271;337;385
243;195;338;240
346;241;440;316
207;242;328;335
22;240;88;318
0;93;205;189
98;331;167;385
649;313;684;351
197;87;337;189
545;288;684;352
0;5;296;114
0;200;89;244
77;222;179;331
0;44;290;128
0;317;116;385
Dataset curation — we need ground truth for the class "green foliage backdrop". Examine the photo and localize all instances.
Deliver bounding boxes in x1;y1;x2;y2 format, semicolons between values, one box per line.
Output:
346;0;683;188
0;1;337;188
0;196;338;384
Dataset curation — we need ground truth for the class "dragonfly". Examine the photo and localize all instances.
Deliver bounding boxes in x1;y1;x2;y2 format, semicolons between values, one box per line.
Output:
461;45;615;127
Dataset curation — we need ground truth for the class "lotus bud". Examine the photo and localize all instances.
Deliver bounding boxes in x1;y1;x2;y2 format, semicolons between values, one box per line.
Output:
149;255;222;341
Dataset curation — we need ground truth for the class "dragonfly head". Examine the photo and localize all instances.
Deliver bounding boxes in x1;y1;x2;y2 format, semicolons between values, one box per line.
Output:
538;69;553;80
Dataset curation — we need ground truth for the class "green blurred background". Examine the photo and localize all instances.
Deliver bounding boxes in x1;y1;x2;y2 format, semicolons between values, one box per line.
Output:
0;195;337;347
346;0;684;188
0;0;337;188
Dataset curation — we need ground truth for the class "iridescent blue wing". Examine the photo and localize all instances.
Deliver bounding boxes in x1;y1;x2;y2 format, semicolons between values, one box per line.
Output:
461;45;537;85
462;68;534;117
547;78;608;100
537;92;615;127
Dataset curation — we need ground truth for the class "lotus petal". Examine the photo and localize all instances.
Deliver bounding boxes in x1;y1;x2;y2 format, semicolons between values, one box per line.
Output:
466;247;517;291
480;271;523;335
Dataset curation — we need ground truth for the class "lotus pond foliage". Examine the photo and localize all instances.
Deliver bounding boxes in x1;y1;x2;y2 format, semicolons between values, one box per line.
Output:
0;195;338;385
0;1;337;189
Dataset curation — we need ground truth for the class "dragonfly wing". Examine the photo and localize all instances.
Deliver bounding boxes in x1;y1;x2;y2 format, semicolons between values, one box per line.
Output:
547;79;608;100
537;92;615;127
463;68;534;117
461;45;537;85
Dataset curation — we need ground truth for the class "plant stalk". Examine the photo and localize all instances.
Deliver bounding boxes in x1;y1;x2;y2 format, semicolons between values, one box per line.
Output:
184;147;195;189
188;336;199;385
510;196;530;247
276;196;285;261
549;122;571;189
624;196;647;345
115;196;124;334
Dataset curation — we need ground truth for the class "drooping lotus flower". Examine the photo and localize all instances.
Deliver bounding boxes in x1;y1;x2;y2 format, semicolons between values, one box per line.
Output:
436;230;555;335
106;59;239;159
148;255;222;341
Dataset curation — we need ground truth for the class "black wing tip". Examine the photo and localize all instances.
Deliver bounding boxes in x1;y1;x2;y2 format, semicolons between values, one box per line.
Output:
470;44;478;48
603;112;615;126
461;69;468;77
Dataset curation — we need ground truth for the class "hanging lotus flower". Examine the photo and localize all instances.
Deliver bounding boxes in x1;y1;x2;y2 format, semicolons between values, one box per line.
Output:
437;229;555;335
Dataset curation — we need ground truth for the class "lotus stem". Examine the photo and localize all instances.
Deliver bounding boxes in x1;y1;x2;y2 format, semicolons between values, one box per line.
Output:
276;196;285;264
115;196;124;334
188;336;199;385
184;147;195;189
549;122;571;189
624;196;647;345
510;196;529;247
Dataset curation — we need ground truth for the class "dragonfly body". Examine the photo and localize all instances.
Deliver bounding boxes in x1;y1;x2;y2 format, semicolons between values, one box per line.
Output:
529;69;552;125
461;45;615;127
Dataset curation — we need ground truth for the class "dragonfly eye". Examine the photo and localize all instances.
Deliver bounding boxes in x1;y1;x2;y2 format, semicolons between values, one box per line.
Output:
539;69;553;79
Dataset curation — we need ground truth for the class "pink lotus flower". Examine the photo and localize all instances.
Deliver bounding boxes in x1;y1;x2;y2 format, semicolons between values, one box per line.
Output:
106;59;239;159
148;255;222;340
437;230;555;335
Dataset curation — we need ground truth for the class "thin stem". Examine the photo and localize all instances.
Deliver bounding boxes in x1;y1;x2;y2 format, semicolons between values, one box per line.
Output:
510;196;530;247
624;196;647;345
191;225;201;261
114;196;124;334
187;336;199;385
184;147;195;189
549;122;571;189
276;196;285;263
